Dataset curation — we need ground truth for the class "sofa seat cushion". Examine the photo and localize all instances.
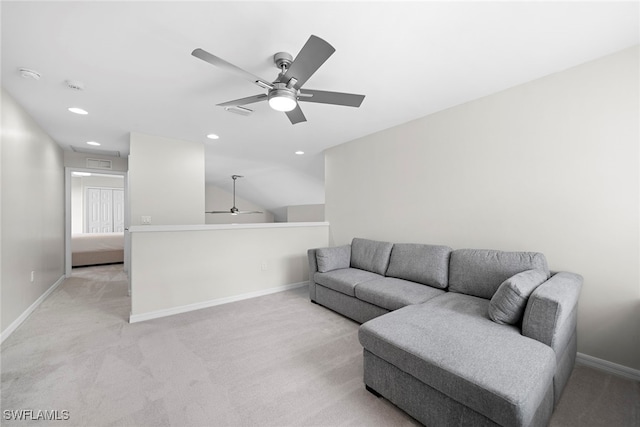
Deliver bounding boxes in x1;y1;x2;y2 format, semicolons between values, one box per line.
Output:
315;268;382;297
385;243;452;289
355;278;445;311
359;293;556;427
449;249;550;299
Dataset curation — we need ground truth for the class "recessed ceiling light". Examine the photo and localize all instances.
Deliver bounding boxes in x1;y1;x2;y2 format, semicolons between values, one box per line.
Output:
207;134;220;140
295;151;305;155
86;141;101;146
68;107;88;115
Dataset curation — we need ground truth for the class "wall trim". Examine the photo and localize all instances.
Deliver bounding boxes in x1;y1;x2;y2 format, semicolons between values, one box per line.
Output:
576;352;640;381
1;275;65;344
128;222;329;233
129;281;308;323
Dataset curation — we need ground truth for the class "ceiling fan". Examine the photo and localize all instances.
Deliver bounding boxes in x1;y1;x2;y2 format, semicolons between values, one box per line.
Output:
206;175;263;215
192;35;365;124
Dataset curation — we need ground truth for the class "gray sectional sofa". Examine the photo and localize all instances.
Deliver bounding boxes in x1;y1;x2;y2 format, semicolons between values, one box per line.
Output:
307;238;582;427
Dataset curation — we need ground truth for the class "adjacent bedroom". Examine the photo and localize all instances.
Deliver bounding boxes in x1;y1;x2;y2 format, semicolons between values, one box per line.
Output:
70;171;125;268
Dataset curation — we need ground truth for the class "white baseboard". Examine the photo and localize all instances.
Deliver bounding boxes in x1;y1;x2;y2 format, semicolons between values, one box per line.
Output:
129;281;308;323
576;352;640;381
1;275;65;344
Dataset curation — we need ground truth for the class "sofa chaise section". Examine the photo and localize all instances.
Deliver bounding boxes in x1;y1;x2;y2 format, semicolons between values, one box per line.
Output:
359;293;556;427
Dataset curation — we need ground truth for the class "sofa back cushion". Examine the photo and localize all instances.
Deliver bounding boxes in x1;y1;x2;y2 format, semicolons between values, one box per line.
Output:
316;245;351;273
449;249;549;299
385;243;452;289
351;238;394;275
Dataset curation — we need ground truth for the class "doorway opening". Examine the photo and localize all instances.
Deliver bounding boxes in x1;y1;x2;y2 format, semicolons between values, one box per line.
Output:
64;167;129;278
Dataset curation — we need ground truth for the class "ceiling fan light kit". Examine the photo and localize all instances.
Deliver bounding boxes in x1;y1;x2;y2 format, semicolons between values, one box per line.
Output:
268;84;297;112
192;35;365;124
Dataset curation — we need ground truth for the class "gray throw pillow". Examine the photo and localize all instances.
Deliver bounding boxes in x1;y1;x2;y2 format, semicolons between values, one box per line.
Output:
489;269;548;325
316;245;351;273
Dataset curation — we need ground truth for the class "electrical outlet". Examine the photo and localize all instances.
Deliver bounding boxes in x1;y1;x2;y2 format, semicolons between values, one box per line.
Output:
141;216;152;225
261;261;268;271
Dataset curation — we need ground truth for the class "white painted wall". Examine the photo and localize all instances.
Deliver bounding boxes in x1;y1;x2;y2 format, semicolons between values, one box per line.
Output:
1;88;65;336
128;132;204;226
325;47;639;370
129;223;329;319
287;204;325;222
205;183;274;224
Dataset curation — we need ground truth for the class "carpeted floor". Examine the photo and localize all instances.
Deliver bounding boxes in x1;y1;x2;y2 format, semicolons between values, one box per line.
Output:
1;264;638;426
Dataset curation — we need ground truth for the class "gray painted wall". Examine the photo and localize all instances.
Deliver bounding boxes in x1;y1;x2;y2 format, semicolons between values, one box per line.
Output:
325;47;639;370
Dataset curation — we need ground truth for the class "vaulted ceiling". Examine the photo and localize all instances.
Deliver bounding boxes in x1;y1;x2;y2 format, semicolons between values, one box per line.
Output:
2;1;638;218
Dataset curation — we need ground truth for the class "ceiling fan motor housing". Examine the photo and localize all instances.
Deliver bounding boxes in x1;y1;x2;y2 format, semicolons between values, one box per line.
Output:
268;83;297;99
273;52;293;71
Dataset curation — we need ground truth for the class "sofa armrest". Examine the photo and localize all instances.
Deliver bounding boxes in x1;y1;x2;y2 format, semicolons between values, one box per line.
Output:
308;248;320;301
522;272;583;355
307;245;352;301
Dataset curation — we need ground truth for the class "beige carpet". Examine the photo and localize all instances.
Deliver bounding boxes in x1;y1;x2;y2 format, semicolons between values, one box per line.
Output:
1;264;638;426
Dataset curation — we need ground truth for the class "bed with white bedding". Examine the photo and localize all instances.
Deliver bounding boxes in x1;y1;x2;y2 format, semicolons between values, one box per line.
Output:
71;232;124;267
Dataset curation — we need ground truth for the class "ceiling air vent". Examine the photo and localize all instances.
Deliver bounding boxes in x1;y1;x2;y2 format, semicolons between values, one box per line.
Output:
65;80;85;91
225;106;253;116
86;158;112;170
70;145;121;158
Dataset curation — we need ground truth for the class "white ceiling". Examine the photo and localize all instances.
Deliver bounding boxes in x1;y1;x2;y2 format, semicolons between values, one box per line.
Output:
2;1;638;217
